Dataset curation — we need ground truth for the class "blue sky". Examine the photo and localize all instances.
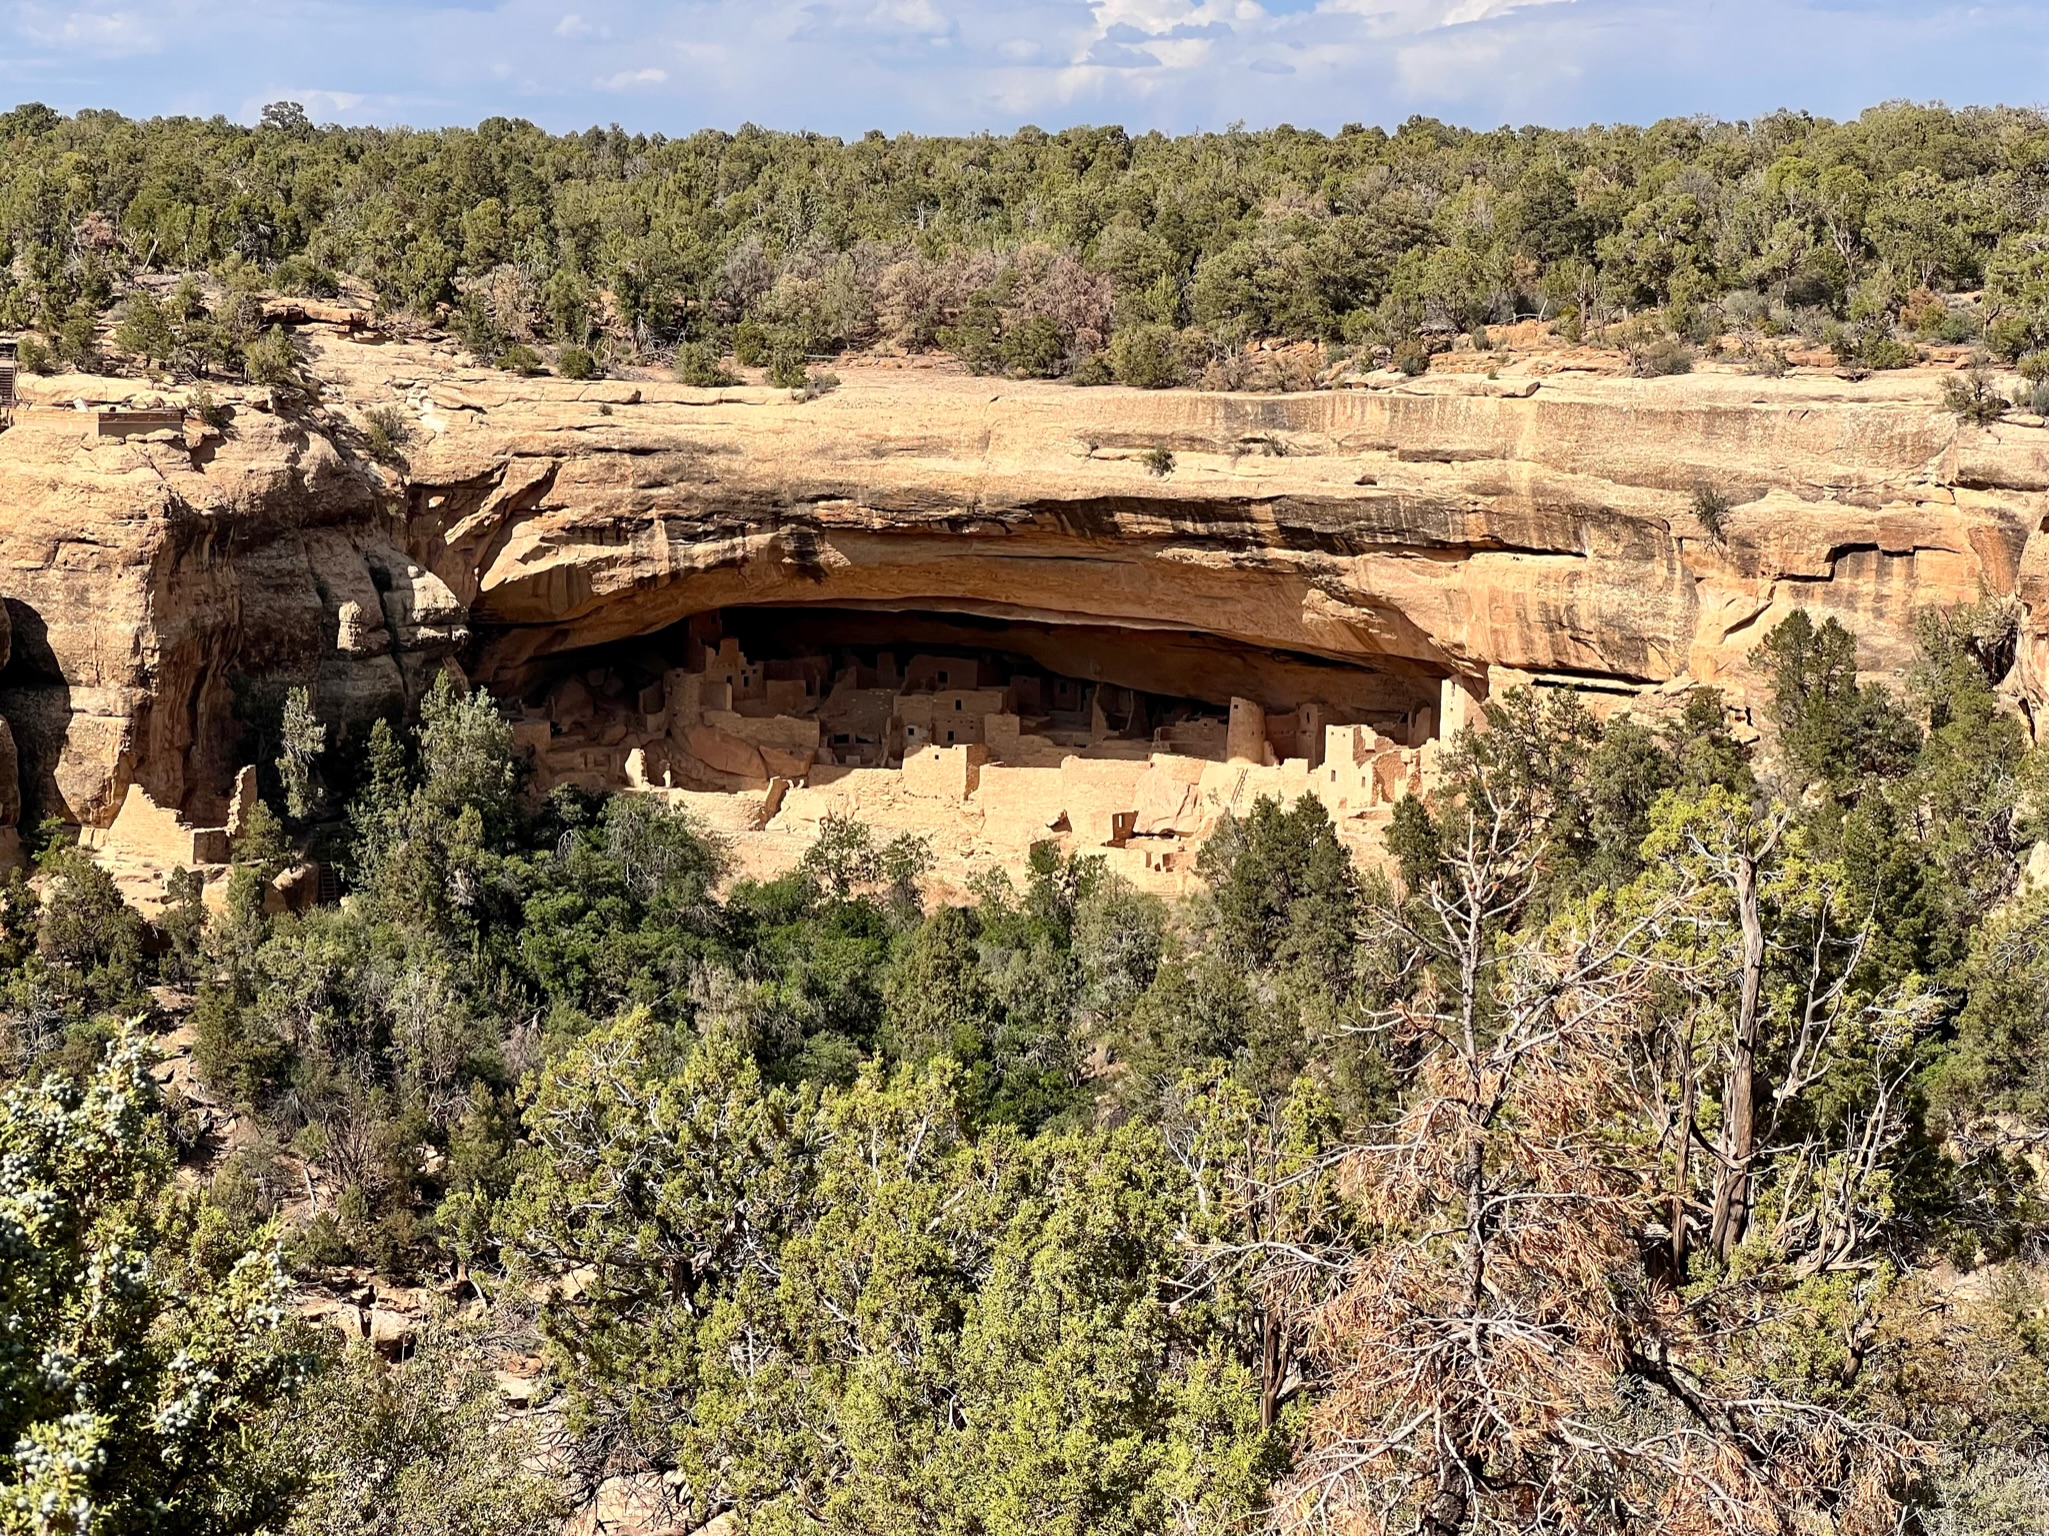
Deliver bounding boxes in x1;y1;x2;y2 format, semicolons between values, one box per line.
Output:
1;0;2041;136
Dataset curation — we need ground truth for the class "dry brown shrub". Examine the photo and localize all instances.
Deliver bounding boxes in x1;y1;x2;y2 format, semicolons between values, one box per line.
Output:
1263;801;1921;1536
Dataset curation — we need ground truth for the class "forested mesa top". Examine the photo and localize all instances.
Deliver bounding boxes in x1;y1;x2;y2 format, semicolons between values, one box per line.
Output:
0;99;2044;382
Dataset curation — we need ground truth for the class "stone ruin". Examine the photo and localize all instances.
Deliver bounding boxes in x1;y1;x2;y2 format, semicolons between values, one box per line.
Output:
516;614;1482;894
80;766;323;916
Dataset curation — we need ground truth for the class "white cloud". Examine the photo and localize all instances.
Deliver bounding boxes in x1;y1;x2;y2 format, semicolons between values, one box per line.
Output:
792;0;956;41
1319;0;1569;32
233;87;414;125
1087;39;1163;65
1;0;2036;139
14;4;163;56
1439;0;1572;26
295;88;366;115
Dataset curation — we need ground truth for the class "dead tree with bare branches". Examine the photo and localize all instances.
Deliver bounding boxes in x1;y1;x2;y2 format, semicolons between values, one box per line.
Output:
1259;768;1919;1536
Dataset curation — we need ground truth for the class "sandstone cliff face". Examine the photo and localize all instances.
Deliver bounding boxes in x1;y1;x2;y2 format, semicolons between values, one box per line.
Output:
0;380;463;825
0;343;2039;831
399;361;2043;719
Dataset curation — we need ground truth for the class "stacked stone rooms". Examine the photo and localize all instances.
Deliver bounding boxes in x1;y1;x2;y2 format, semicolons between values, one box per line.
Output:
516;607;1480;891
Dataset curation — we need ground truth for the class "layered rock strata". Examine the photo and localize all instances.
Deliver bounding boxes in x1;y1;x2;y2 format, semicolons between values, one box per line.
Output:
0;378;464;827
0;344;2038;862
397;365;2043;717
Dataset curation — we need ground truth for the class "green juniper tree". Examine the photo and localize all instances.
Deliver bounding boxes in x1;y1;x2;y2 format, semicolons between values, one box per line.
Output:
0;1033;309;1534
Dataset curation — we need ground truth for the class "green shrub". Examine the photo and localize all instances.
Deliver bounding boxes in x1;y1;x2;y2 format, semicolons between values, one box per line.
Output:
1940;311;1979;344
0;1033;310;1528
187;382;230;430
450;293;504;361
766;346;809;389
34;835;145;1011
271;254;340;297
245;324;300;386
113;293;174;366
362;403;412;464
1831;318;1914;372
1628;336;1694;377
1740;340;1789;377
17;335;52;374
938;291;1004;374
1143;445;1175;477
274;1324;562;1535
494;343;543;375
56;311;100;371
191;980;289;1107
556;343;599;380
1000;314;1067;379
1985;311;2041;364
1108;324;1182;388
2029;380;2049;417
160;866;207;982
1941;367;2009;425
797;368;840;400
732;316;768;367
1068;350;1113;386
1392;338;1431;376
1691;484;1732;542
674;340;738;387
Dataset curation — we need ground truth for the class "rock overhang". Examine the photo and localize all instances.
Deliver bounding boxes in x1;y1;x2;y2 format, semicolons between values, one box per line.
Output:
0;342;2037;840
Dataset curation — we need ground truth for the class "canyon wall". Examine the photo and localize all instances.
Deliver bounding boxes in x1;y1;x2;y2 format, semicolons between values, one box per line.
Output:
0;378;464;827
401;366;2043;701
0;343;2040;837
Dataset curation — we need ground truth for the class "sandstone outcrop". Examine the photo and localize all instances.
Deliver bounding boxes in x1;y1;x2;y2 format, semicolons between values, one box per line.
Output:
389;360;2043;728
0;337;2037;869
0;374;465;827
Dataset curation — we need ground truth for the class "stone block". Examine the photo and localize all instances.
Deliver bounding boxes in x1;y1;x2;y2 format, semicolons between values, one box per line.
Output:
1227;696;1267;763
984;712;1021;761
764;677;812;714
902;744;985;800
270;862;321;913
1155;717;1226;759
1296;703;1327;768
1132;765;1202;836
102;783;218;868
1444;675;1488;739
548;675;595;729
704;710;820;756
904;654;981;691
759;746;814;779
682;724;767;784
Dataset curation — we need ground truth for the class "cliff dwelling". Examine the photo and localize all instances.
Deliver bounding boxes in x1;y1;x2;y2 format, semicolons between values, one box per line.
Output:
2;339;2038;909
512;603;1479;892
